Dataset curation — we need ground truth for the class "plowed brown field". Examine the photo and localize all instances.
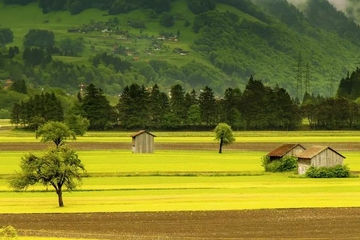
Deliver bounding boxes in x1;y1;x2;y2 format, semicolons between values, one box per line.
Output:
1;141;360;151
2;208;360;239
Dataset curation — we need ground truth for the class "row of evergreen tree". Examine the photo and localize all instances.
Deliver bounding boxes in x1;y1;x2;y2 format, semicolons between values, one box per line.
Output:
10;75;360;131
11;92;64;129
81;77;303;130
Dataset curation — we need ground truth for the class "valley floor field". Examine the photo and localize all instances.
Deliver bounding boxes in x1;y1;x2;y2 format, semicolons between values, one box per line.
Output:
2;208;360;239
2;141;360;152
1;131;360;239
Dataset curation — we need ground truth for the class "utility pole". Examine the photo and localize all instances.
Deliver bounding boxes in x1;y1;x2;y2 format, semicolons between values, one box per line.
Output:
304;62;311;95
296;53;303;100
329;78;335;97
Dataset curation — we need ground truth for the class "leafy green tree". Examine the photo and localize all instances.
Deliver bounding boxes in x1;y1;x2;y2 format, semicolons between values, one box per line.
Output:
69;0;85;15
22;47;45;66
59;37;85;56
8;60;24;81
199;86;217;126
221;87;241;125
117;83;150;129
81;84;116;130
8;46;20;58
148;84;169;128
185;89;198;110
143;0;171;14
214;122;235;153
169;84;186;127
159;12;175;27
228;107;242;131
337;69;360;100
4;0;36;5
0;109;11;119
272;86;301;130
188;0;217;14
0;28;14;44
187;104;201;127
9;145;85;207
28;116;46;131
108;0;135;15
64;114;90;136
91;52;131;73
43;92;64;122
39;0;67;13
162;112;181;129
240;76;269;129
23;29;55;49
36;121;76;148
12;92;64;128
9;79;27;94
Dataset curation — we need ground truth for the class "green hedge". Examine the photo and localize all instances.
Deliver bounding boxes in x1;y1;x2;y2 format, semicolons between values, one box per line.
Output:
262;156;297;172
305;165;350;178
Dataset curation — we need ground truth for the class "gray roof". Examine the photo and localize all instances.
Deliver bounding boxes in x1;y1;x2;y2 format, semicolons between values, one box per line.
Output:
297;146;345;159
130;130;156;138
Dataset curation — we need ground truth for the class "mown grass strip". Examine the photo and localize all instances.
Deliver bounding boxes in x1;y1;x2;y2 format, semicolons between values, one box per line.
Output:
1;174;360;211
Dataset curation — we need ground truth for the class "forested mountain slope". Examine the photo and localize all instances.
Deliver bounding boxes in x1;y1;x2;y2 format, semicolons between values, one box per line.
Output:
0;0;359;99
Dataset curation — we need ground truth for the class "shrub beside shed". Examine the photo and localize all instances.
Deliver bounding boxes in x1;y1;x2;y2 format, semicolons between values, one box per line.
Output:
297;146;345;175
130;130;156;153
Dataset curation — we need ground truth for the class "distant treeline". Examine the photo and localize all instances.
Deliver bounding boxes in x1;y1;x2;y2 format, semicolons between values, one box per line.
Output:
3;0;216;15
10;75;360;131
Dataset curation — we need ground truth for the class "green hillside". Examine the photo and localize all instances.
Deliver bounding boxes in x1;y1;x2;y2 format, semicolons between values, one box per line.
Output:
0;0;359;98
0;1;201;65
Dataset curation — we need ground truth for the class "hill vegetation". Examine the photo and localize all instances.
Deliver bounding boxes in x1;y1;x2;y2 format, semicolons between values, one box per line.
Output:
0;0;360;97
2;0;360;128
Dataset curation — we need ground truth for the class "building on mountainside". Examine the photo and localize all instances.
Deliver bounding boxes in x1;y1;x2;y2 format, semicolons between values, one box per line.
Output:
266;143;306;162
297;146;345;175
130;130;156;153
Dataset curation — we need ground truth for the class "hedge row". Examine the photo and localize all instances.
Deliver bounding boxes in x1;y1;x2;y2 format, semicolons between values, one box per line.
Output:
305;165;350;178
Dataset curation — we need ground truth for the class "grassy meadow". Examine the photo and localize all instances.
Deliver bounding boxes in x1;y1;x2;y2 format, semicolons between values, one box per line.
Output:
1;127;360;215
0;0;206;67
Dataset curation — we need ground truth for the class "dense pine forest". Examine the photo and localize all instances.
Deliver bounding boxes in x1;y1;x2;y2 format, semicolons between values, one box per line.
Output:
2;0;360;130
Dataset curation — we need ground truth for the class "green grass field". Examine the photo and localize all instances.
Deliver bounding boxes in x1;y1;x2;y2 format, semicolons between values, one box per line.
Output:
1;174;360;213
1;129;360;215
0;0;204;68
0;150;264;175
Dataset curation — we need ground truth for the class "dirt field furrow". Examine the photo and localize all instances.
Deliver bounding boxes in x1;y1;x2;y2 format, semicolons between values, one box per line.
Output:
2;208;360;239
1;142;360;151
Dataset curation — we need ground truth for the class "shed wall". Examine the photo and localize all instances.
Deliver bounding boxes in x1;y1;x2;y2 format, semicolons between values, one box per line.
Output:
298;159;311;175
284;145;305;158
133;133;154;153
311;149;344;167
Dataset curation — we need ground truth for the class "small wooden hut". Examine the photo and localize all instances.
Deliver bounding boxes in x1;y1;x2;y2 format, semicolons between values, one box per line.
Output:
266;143;306;162
130;130;156;153
297;146;345;175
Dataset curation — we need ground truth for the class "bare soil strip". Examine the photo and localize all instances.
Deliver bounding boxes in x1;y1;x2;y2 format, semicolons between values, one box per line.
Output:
1;142;360;151
1;208;360;239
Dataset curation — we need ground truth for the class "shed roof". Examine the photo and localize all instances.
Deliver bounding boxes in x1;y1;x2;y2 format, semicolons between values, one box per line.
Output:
297;146;345;159
130;130;156;138
267;143;305;157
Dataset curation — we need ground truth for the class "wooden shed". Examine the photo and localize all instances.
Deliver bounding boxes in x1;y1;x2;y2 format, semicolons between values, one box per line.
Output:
297;146;345;175
266;143;306;161
130;130;156;153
